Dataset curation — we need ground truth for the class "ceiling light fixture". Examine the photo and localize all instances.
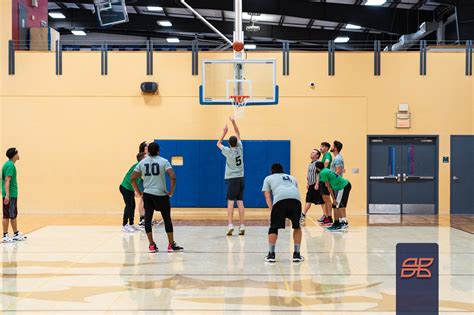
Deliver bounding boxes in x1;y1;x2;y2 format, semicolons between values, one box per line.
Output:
365;0;387;6
167;37;180;43
345;24;361;30
334;36;350;43
71;30;86;36
147;6;163;12
158;21;172;27
49;12;66;19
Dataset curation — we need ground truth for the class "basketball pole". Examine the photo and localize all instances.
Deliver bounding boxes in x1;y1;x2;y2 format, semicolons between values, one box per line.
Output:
233;0;244;99
181;0;245;101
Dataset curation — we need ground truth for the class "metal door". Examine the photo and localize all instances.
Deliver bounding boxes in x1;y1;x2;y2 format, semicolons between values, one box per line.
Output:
400;139;437;214
451;136;474;214
368;138;403;214
368;136;438;214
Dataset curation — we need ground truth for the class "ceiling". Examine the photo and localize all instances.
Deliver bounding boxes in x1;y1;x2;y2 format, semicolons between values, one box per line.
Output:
47;0;460;50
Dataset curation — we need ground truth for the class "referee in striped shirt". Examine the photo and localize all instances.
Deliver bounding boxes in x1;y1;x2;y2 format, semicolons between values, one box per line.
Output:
300;149;324;225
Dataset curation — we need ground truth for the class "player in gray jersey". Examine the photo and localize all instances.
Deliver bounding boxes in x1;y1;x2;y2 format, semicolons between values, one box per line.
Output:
131;142;183;253
330;140;345;176
217;116;245;236
262;163;304;263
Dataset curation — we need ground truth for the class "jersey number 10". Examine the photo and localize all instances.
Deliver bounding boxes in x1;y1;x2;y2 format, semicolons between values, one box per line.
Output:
144;163;160;176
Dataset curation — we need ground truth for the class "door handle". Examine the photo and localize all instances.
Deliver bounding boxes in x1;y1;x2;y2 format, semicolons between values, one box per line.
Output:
402;173;407;182
397;174;401;183
453;176;459;181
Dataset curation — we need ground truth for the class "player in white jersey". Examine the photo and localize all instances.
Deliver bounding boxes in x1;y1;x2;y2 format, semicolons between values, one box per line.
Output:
262;163;304;263
131;142;183;253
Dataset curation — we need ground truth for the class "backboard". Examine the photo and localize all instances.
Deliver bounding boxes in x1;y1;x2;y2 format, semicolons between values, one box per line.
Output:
200;59;278;106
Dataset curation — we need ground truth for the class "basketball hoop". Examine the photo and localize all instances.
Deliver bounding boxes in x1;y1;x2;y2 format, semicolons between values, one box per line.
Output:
230;95;249;119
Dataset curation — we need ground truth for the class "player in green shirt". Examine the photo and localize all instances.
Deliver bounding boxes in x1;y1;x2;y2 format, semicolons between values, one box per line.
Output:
320;142;333;169
2;148;27;243
316;161;352;232
318;142;334;224
120;152;145;233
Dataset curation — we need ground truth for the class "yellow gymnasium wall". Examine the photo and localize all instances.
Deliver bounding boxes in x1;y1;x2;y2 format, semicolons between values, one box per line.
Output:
0;2;472;214
0;50;472;214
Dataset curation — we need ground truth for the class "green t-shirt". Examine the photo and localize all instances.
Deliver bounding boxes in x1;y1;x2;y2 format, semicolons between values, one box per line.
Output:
2;160;18;198
321;152;333;169
319;168;348;191
121;162;142;192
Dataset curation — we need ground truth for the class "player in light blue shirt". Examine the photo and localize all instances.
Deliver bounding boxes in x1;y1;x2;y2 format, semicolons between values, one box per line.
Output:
217;115;246;236
131;142;183;253
262;163;304;263
330;140;345;177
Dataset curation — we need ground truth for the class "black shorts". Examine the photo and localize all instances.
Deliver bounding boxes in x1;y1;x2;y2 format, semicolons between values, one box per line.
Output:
334;182;352;209
270;199;302;230
319;181;330;196
3;197;18;219
226;177;244;201
143;193;171;213
305;184;324;205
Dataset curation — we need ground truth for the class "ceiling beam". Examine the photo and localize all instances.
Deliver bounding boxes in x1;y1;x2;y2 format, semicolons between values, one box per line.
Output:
52;0;435;34
50;10;384;42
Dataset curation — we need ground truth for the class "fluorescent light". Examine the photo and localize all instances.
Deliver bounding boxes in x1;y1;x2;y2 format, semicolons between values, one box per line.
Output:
365;0;386;6
345;24;361;30
334;36;350;43
244;44;256;50
147;6;163;12
158;21;172;27
48;12;66;19
71;30;86;36
166;37;180;43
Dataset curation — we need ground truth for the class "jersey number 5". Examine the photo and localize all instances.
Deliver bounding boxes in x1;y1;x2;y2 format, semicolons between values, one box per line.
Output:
235;156;242;166
144;163;160;176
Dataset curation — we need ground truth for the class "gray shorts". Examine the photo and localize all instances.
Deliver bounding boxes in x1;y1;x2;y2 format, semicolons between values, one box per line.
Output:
226;177;244;201
3;197;18;219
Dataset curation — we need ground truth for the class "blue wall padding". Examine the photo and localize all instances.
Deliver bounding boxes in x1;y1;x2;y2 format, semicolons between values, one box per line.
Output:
155;140;291;208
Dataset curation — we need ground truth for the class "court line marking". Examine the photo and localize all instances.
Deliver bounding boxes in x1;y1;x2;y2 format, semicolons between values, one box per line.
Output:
5;230;115;311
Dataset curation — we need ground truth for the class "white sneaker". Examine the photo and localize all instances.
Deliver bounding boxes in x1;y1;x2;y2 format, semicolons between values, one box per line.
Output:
300;215;306;226
226;225;234;236
121;225;134;233
2;234;13;243
12;232;27;241
129;225;140;231
239;225;245;235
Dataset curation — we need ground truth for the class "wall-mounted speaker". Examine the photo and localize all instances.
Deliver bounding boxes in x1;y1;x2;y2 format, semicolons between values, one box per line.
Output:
140;82;158;94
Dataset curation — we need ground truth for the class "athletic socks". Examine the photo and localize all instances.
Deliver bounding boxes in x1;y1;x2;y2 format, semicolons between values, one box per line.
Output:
294;244;301;253
3;232;7;237
269;243;276;253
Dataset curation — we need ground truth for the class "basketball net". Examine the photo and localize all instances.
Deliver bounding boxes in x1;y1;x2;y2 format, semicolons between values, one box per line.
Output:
230;95;248;119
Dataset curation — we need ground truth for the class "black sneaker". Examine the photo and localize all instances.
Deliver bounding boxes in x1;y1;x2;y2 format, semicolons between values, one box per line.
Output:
264;252;276;263
293;252;305;263
168;241;184;252
326;220;341;232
